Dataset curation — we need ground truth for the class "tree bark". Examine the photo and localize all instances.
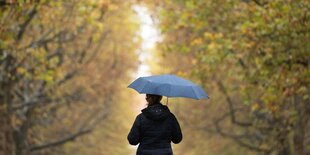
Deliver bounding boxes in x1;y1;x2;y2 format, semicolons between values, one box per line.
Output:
293;95;307;155
0;53;15;155
0;103;14;155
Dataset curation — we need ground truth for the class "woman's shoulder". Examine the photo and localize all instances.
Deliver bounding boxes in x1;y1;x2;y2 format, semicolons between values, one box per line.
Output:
166;111;180;122
136;112;147;120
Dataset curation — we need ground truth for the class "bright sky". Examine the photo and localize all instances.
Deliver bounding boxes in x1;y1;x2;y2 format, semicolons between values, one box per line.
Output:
128;6;161;153
132;5;160;78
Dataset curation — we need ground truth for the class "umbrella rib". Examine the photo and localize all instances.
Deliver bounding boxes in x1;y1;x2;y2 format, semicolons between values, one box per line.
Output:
190;85;199;99
139;79;151;93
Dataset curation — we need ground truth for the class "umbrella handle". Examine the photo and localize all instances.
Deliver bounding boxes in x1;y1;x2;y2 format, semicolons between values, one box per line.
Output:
166;97;169;106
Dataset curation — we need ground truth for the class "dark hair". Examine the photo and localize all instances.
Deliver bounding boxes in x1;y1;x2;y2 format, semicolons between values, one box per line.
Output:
146;94;163;104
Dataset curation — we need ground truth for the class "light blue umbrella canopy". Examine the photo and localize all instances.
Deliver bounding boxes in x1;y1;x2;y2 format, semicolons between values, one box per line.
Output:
128;74;209;100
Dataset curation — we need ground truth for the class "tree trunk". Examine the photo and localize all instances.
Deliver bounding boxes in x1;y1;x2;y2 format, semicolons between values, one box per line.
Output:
0;80;15;155
294;125;304;155
0;113;14;155
293;95;308;155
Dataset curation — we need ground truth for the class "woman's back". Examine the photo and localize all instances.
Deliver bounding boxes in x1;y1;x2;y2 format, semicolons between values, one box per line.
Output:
128;103;182;155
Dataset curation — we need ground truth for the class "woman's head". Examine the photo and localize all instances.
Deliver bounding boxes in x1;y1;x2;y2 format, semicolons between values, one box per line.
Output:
146;94;163;106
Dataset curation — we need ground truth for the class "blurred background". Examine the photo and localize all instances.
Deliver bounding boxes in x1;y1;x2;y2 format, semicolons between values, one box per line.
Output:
0;0;309;155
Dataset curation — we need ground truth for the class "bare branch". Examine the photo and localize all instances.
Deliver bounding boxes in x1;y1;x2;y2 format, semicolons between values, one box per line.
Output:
11;88;82;112
12;81;46;111
84;30;111;64
17;5;38;41
56;71;78;86
29;129;91;152
77;96;112;130
21;30;66;49
11;101;36;111
78;37;93;63
251;0;268;7
25;30;54;48
216;80;252;127
213;112;272;153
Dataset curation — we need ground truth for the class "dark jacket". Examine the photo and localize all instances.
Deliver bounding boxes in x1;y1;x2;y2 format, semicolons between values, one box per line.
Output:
128;103;182;155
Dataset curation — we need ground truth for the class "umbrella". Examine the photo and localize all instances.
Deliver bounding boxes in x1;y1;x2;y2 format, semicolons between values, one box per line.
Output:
128;74;209;100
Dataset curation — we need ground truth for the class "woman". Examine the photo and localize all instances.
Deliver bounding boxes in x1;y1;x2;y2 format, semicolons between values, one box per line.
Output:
127;94;182;155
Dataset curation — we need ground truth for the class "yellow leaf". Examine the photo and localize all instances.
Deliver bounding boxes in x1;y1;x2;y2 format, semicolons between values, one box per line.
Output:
190;38;203;46
17;67;26;74
208;42;217;50
204;32;213;39
251;103;260;111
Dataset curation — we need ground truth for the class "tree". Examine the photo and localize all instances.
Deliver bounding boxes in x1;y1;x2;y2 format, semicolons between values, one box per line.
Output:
144;0;310;154
0;0;140;154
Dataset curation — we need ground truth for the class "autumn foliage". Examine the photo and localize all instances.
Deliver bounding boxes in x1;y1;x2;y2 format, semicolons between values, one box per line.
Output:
0;0;309;155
